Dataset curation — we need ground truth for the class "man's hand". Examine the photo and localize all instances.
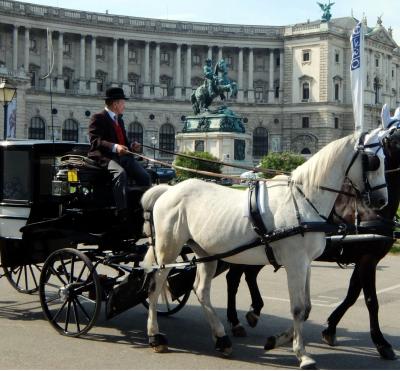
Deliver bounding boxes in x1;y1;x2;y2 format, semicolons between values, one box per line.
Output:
116;144;129;156
131;141;141;152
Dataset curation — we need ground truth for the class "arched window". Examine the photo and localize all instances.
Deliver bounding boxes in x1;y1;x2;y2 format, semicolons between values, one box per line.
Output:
159;123;175;155
128;121;143;148
252;127;268;157
62;119;79;142
374;77;380;104
29;116;46;139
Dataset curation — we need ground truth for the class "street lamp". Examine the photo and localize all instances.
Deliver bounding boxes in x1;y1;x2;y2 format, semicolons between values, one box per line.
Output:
0;80;17;140
151;135;157;162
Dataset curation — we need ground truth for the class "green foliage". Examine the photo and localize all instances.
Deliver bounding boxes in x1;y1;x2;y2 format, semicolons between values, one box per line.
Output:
173;151;222;181
259;152;306;178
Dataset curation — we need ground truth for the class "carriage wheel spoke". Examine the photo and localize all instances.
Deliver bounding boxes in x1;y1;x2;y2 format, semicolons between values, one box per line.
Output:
69;256;75;284
45;295;61;304
75;297;91;321
34;264;42;272
52;299;68;323
29;264;38;288
65;300;72;333
15;266;23;286
24;266;28;290
60;258;70;283
72;300;80;333
161;288;171;311
76;264;86;283
77;294;96;304
50;265;67;285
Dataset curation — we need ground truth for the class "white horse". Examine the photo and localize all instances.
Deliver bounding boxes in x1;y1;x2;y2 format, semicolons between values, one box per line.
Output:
140;130;389;369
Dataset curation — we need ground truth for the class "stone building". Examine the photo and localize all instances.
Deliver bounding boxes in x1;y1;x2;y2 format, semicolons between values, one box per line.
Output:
0;1;399;163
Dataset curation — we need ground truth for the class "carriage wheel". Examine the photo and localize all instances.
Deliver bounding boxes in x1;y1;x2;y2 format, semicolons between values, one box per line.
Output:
2;263;42;294
39;248;101;337
142;250;192;316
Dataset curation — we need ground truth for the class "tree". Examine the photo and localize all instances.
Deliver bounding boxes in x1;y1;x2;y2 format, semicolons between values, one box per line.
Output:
259;152;306;178
173;151;222;181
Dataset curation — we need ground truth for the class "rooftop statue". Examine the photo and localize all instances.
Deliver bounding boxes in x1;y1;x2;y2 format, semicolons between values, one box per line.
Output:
317;1;334;22
191;58;238;115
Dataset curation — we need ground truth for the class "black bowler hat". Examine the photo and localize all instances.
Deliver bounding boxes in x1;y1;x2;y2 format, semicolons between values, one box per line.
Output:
104;87;129;100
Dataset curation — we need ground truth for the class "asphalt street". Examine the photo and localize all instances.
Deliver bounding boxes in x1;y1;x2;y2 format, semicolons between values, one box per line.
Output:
0;254;399;369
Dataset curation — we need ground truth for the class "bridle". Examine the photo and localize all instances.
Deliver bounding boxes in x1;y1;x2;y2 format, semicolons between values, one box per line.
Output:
344;132;387;207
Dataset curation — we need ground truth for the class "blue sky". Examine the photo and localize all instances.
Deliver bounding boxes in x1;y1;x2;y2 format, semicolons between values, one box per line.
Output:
28;0;400;43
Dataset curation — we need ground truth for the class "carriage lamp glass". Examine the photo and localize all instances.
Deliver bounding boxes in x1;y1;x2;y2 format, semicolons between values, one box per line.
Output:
151;135;157;161
0;80;17;140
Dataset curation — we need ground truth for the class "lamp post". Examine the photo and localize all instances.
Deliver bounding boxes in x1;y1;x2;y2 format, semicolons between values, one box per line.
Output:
151;135;157;163
0;80;17;140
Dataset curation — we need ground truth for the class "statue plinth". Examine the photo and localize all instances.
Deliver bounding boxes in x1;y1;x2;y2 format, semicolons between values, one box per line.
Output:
177;106;253;174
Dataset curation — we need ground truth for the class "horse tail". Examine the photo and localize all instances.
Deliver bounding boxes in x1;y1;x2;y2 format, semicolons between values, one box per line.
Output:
140;185;170;272
141;184;170;237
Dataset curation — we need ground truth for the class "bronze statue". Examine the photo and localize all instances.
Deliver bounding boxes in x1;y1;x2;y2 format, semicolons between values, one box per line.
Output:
317;1;334;22
191;58;238;115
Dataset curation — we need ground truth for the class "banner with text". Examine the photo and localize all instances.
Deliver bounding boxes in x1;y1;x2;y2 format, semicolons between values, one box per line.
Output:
350;21;365;133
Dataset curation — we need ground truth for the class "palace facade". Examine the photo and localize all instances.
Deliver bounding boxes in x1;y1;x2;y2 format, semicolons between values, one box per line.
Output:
0;1;399;163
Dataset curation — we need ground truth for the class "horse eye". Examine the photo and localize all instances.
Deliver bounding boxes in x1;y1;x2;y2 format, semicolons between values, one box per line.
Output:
368;156;380;171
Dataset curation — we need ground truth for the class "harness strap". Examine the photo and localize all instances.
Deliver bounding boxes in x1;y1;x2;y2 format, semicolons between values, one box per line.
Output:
295;186;329;222
248;182;281;272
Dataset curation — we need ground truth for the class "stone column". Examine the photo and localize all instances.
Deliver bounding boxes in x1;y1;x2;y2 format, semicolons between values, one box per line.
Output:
247;48;254;102
143;41;151;98
185;44;192;99
122;39;130;95
174;43;182;99
218;46;223;61
154;42;161;98
207;46;213;60
397;65;400;104
268;49;275;102
89;36;97;94
237;47;244;102
13;25;18;71
111;38;119;86
56;32;65;92
279;49;284;103
24;27;30;73
45;30;52;91
78;35;86;92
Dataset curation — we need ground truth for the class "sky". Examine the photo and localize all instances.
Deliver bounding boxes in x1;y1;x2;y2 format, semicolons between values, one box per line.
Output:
27;0;400;44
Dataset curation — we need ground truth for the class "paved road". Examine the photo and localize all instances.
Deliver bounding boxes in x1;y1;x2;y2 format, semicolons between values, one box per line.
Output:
0;254;400;369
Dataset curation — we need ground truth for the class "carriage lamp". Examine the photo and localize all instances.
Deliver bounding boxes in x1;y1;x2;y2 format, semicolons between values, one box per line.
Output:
0;80;17;140
151;135;157;162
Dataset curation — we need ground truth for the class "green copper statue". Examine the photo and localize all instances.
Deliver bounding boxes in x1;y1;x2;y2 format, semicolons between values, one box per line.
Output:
191;58;238;115
317;1;334;22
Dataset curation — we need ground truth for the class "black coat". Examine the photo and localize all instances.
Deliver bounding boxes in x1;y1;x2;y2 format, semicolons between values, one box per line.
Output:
88;110;131;167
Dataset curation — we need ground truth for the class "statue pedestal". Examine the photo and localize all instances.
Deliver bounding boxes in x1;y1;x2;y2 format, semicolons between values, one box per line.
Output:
176;108;253;174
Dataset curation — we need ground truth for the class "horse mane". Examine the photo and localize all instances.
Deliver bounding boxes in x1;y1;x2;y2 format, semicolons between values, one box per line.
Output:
291;134;356;198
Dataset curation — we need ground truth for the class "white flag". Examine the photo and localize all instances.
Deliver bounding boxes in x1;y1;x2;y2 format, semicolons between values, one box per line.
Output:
350;22;365;133
6;97;17;139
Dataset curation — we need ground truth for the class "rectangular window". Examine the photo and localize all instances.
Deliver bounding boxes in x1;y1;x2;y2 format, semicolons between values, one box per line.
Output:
161;52;169;65
225;56;233;69
2;151;31;201
302;117;309;128
334;117;339;129
63;42;72;55
334;83;339;100
303;51;310;62
128;49;137;62
375;58;379;67
29;39;37;52
335;52;339;63
255;87;263;102
192;54;201;66
302;82;310;101
194;140;204;152
96;46;104;60
392;69;395;78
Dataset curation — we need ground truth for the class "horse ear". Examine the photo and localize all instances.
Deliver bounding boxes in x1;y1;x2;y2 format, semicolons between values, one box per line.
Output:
381;104;391;129
393;107;400;121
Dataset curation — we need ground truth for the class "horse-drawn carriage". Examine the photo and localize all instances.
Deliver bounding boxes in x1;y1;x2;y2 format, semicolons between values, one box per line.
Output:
0;140;195;336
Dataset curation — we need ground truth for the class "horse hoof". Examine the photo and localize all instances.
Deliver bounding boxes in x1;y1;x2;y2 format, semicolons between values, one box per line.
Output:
377;345;397;360
149;334;168;353
321;328;338;346
300;358;317;370
231;323;247;337
245;311;259;328
264;336;276;351
215;335;233;356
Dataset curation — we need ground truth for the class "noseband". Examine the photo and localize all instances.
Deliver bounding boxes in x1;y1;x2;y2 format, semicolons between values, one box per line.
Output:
344;133;387;206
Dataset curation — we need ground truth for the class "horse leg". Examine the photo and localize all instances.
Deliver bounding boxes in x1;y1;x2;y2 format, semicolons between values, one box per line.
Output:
244;265;264;328
322;264;362;346
194;260;232;356
147;268;172;352
359;257;396;360
226;264;247;337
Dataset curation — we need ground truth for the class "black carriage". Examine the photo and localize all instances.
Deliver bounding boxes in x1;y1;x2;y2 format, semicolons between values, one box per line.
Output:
0;141;195;336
